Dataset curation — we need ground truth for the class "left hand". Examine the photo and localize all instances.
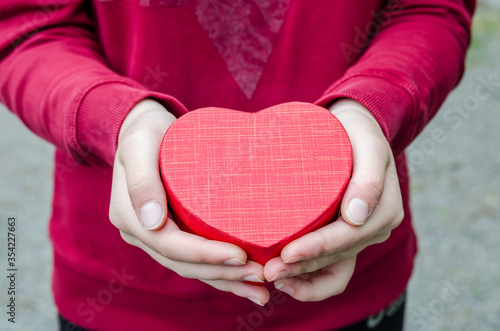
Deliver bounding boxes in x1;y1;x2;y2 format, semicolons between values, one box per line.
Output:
263;99;404;301
110;99;269;305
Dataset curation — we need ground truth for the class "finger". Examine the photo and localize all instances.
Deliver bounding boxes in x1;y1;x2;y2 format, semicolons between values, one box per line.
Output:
124;212;251;266
330;100;391;226
264;231;389;281
273;256;356;302
201;279;271;306
122;232;265;281
111;165;250;265
277;216;380;265
341;130;390;226
118;126;169;230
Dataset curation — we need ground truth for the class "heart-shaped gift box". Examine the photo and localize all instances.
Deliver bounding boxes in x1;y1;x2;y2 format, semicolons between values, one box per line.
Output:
160;102;352;264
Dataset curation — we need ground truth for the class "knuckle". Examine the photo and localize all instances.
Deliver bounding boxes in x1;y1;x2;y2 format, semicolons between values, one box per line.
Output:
108;200;125;230
316;230;332;256
396;208;405;224
117;133;139;161
342;232;363;251
376;231;391;244
109;216;128;234
297;264;310;275
108;207;118;226
329;253;345;265
197;242;215;264
119;231;135;245
128;176;155;196
304;292;316;302
299;281;349;302
198;254;212;265
334;282;348;296
295;289;315;302
218;272;237;282
298;259;320;275
364;177;384;200
155;240;173;260
119;129;148;149
389;208;405;230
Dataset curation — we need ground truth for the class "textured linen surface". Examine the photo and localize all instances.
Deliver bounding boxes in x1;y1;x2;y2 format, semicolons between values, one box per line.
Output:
0;0;474;330
161;102;351;264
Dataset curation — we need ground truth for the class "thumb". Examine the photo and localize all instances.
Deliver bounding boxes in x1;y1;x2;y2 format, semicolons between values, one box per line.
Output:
120;126;168;230
117;101;176;230
329;99;391;227
340;131;389;226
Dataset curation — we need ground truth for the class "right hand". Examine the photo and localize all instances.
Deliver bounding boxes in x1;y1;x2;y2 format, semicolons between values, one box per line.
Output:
109;99;270;306
262;99;403;301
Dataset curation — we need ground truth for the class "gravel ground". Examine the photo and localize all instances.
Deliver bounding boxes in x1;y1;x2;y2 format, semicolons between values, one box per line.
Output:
404;3;500;330
1;2;499;330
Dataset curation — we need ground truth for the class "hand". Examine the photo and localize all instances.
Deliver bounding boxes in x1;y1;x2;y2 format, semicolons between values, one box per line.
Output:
263;99;404;301
109;99;270;305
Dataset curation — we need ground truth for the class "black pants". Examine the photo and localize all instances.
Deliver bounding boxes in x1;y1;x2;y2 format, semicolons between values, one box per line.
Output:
334;292;406;331
59;292;406;331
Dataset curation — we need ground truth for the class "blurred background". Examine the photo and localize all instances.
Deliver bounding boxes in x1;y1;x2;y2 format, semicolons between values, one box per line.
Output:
0;1;499;330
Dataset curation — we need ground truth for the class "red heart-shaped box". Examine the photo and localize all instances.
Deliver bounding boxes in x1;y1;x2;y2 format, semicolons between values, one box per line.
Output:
160;102;352;264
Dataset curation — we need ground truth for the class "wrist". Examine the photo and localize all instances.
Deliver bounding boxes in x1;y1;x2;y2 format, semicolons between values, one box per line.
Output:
328;98;386;141
118;99;176;143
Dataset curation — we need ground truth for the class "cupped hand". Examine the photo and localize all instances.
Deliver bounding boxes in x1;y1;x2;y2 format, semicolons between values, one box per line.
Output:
109;99;269;305
263;99;404;301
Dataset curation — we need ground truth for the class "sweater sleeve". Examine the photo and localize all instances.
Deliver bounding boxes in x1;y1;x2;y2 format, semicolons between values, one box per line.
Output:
0;0;188;167
315;0;475;156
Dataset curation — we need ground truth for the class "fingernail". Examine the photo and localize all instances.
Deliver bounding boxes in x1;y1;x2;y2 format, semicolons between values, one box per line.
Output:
223;258;246;266
270;271;288;282
243;274;265;283
347;198;369;225
275;282;295;296
140;201;163;230
247;297;263;306
284;255;304;264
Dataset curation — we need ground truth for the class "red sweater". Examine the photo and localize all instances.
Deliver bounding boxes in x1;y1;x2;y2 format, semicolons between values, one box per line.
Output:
0;1;473;330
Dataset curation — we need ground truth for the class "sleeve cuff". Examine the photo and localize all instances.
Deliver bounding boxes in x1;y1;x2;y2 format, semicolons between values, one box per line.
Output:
315;74;417;155
75;81;188;167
